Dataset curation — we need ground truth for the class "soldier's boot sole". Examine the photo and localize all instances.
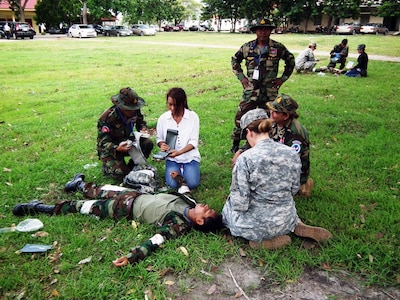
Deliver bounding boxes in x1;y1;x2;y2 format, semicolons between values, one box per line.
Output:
249;235;292;250
294;222;332;242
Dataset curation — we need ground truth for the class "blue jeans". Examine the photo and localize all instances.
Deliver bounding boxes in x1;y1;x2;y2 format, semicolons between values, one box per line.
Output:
165;160;200;190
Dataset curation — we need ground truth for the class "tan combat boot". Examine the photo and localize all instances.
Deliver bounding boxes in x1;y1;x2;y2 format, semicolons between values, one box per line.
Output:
298;178;314;197
294;221;332;242
249;235;292;250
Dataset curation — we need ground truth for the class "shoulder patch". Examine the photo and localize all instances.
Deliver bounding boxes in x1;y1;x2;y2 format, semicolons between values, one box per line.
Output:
291;140;302;153
101;126;110;133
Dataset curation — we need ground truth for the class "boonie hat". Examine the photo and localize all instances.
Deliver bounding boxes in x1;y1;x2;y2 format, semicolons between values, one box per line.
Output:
250;18;276;32
111;87;145;110
240;108;269;130
267;94;298;115
357;44;366;50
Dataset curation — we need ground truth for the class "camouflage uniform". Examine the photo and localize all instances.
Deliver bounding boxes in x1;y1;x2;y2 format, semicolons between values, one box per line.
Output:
54;184;198;265
327;39;349;70
267;94;310;185
97;88;153;180
231;35;295;144
270;118;310;184
222;138;301;242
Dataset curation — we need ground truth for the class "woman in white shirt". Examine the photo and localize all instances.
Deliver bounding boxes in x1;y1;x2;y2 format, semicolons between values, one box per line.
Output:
156;88;201;190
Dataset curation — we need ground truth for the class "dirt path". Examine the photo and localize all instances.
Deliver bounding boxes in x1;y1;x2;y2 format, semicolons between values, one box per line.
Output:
164;256;400;299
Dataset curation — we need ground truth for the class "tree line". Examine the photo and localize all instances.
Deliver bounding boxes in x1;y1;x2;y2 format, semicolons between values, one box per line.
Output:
1;0;399;30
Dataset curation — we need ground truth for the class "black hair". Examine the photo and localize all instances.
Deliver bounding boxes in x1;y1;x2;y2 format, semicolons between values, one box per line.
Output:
166;87;189;117
192;214;225;233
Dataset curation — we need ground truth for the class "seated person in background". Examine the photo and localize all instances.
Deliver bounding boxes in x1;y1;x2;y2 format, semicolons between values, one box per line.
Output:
327;39;348;70
97;87;154;181
156;87;201;190
222;109;332;250
12;171;224;267
232;94;313;197
295;42;319;73
345;44;368;77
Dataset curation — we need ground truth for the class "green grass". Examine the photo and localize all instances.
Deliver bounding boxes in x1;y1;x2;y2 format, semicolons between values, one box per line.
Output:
0;32;399;299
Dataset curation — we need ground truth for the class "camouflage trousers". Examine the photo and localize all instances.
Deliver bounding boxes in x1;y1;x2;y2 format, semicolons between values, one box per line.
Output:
232;86;278;142
54;182;141;220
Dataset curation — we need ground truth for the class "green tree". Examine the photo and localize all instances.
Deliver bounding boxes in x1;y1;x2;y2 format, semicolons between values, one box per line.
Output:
378;0;400;17
321;0;361;28
3;0;30;21
277;0;324;32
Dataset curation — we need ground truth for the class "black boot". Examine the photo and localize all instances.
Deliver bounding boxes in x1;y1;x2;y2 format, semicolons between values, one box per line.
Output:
64;173;85;193
230;140;240;153
13;200;55;216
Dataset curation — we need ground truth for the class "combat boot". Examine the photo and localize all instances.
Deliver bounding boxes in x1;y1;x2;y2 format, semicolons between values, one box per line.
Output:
12;200;55;216
249;235;292;250
64;173;85;193
298;178;314;197
294;221;333;242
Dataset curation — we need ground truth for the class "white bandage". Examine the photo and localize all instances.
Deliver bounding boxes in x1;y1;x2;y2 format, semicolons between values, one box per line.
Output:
149;234;165;246
178;185;190;194
80;200;96;215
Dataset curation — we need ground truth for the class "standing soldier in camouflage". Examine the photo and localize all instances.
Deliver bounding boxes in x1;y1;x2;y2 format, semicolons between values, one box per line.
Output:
222;109;332;249
230;18;295;153
97;87;154;180
267;94;313;197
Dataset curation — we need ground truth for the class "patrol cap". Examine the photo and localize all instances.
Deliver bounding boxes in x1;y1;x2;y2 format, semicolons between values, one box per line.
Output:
240;108;269;130
267;94;299;116
111;87;145;110
250;18;276;32
357;44;366;50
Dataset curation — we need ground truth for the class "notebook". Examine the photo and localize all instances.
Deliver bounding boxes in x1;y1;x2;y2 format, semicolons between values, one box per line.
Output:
153;129;178;160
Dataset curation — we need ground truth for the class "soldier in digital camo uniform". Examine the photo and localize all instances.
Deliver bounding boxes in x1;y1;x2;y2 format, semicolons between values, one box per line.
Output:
230;18;295;153
267;94;314;197
12;172;224;267
222;109;332;250
97;87;154;180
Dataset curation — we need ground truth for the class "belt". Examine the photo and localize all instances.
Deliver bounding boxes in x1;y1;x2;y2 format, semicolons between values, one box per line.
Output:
126;197;135;220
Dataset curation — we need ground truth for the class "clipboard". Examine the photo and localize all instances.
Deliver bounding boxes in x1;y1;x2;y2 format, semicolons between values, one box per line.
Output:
153;129;178;160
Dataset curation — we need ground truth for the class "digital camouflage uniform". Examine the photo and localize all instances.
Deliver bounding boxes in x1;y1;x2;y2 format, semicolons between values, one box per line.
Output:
222;138;301;242
231;37;295;143
97;88;153;180
53;184;198;265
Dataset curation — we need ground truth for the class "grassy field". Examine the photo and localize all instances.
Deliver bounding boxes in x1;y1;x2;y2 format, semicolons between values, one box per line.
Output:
0;32;399;299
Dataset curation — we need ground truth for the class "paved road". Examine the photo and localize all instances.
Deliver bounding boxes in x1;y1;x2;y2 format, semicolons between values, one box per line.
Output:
3;33;400;62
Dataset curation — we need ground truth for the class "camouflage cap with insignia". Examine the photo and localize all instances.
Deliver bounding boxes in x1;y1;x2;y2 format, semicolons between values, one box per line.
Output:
267;94;299;116
111;87;146;110
250;18;276;32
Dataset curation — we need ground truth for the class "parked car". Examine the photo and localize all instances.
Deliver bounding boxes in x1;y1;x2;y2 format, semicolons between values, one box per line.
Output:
9;22;36;39
0;28;5;39
188;25;199;31
47;26;69;34
238;25;251;33
335;22;361;34
162;24;181;32
360;23;389;35
149;24;162;32
68;24;96;38
92;24;104;35
103;25;132;36
199;24;215;31
131;24;156;36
